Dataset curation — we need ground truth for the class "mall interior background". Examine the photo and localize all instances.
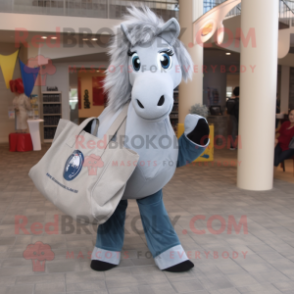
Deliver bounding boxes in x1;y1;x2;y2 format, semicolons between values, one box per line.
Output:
2;1;294;293
0;0;294;143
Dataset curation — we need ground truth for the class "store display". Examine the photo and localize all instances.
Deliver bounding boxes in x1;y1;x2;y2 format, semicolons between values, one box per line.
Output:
43;116;61;126
30;94;40;119
42;92;62;142
42;93;60;102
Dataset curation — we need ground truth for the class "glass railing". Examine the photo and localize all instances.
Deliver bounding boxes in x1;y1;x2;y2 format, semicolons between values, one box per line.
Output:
279;0;294;27
203;0;293;27
0;0;179;21
284;0;294;11
203;0;241;16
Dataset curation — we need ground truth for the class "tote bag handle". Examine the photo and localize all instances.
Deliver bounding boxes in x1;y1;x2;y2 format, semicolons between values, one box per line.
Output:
66;102;130;148
66;117;98;148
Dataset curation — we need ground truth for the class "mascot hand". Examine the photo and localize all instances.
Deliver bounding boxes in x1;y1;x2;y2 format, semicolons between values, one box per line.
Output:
184;114;210;146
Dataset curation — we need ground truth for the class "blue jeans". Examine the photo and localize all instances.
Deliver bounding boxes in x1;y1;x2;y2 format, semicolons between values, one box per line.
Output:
95;135;207;260
274;144;294;167
95;189;180;257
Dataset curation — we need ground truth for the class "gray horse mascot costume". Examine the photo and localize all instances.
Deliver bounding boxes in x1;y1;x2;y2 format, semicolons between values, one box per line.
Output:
89;6;210;272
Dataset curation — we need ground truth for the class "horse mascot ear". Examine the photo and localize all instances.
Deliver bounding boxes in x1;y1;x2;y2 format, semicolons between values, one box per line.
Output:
157;18;181;45
121;17;181;46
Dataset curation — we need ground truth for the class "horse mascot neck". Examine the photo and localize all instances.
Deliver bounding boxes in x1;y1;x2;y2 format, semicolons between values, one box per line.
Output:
90;6;210;273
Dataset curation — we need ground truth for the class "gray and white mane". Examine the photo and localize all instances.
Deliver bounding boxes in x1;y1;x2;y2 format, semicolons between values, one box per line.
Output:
104;5;194;111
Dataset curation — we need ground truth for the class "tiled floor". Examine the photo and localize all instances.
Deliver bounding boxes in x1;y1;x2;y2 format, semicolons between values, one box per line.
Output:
0;143;294;294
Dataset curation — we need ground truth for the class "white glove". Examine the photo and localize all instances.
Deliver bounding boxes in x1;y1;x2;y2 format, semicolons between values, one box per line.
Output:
184;114;208;136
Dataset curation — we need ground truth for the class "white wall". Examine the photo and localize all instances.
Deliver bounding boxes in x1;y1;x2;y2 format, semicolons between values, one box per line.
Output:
39;43;108;61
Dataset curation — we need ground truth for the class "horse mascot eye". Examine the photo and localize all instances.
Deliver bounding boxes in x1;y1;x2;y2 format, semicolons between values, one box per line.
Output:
158;53;172;70
132;53;141;71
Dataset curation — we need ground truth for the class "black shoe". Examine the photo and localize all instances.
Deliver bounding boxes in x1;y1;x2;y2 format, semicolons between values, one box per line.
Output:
230;146;236;150
90;260;117;271
164;260;194;272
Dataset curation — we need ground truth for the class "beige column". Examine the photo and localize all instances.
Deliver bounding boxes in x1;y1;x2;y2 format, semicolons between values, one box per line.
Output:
178;0;203;124
237;0;279;190
280;65;290;113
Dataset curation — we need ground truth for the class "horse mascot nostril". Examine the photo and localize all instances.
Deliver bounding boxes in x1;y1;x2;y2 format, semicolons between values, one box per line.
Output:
90;6;210;273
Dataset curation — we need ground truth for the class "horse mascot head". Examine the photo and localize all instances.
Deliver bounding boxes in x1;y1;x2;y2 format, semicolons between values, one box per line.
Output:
104;6;193;120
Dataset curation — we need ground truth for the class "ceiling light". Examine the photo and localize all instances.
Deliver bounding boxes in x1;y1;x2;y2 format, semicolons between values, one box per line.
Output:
83;38;88;41
42;36;47;39
226;52;231;55
96;70;100;72
51;36;57;40
92;38;97;41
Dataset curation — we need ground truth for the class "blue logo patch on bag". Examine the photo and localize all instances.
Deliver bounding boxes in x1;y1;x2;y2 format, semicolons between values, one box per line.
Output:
64;150;84;181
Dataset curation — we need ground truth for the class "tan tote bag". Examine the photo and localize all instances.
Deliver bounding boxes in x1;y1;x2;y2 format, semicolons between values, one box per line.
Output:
29;103;139;224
